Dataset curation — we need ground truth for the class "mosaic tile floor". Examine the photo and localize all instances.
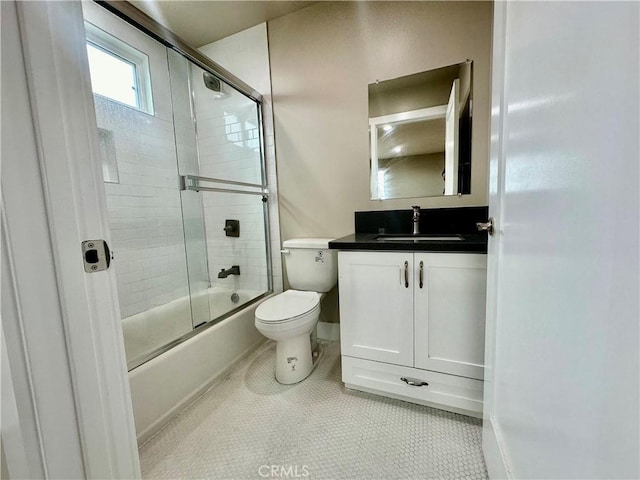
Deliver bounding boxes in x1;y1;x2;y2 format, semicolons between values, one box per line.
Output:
139;341;487;480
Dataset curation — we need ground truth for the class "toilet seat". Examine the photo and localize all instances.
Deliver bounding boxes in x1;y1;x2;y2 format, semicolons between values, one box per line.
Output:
255;290;320;324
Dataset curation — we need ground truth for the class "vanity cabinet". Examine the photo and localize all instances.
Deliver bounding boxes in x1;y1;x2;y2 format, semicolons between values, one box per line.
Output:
338;252;414;366
338;250;487;416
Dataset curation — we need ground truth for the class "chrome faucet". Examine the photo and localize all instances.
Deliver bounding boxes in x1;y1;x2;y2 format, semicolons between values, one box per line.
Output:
412;206;420;235
218;265;240;278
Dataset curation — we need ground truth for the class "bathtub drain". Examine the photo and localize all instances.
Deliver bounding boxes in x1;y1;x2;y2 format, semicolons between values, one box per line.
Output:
230;292;240;304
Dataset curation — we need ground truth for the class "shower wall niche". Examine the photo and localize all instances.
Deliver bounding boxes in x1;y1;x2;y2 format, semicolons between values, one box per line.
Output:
83;2;273;370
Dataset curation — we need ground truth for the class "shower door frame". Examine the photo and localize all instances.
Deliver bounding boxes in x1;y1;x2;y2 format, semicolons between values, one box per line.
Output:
97;0;263;103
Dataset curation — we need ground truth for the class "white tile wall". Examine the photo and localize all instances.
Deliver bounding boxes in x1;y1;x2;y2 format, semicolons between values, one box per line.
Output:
195;95;262;184
86;1;193;327
192;78;269;294
95;96;190;320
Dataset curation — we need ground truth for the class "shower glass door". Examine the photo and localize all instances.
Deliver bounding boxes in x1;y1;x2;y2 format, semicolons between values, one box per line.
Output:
168;49;271;329
83;2;271;370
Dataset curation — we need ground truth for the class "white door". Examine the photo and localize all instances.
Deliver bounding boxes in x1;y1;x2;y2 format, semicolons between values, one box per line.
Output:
1;2;140;477
482;2;639;479
481;2;509;477
444;79;459;195
338;251;414;366
414;253;486;379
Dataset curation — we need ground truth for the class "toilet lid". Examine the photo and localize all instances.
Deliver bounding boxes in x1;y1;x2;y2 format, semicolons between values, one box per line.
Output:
255;290;320;322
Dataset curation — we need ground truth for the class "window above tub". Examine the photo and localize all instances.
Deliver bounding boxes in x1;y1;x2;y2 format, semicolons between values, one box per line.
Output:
85;22;154;115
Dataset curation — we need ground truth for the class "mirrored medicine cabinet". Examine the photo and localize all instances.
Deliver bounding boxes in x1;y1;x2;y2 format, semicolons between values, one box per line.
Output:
369;61;473;200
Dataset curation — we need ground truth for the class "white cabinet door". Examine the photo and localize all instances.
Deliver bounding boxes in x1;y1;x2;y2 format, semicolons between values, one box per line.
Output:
339;251;414;366
414;253;487;379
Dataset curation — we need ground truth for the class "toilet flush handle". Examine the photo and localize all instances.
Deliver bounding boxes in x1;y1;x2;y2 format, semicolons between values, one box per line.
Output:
280;249;290;255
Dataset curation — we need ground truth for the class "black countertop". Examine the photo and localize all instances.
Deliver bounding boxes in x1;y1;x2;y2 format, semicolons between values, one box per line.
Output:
329;206;489;253
329;232;487;253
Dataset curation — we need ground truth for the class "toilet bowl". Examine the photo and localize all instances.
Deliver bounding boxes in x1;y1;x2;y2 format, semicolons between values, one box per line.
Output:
255;290;322;384
255;238;337;384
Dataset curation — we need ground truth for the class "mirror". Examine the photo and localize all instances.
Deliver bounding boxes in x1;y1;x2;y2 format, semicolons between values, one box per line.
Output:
369;61;472;200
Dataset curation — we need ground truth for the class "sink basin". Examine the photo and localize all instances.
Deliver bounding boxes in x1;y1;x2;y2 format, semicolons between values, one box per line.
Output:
375;234;464;242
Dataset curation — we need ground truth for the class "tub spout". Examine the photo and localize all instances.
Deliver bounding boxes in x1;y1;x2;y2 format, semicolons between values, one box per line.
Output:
218;265;240;278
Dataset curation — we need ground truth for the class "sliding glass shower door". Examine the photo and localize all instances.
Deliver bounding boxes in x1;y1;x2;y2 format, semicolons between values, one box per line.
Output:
83;2;271;370
169;49;271;328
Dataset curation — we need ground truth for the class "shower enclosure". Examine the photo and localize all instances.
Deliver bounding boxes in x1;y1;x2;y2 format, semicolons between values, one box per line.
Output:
83;2;272;370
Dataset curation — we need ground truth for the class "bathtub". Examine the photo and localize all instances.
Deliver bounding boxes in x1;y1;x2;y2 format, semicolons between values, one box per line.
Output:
125;287;269;444
208;287;261;320
122;287;264;367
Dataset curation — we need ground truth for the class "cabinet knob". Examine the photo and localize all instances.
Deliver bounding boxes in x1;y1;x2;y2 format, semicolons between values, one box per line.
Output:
401;377;428;387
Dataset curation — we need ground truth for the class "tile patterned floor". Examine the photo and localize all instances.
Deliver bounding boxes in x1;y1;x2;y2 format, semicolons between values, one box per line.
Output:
139;341;488;480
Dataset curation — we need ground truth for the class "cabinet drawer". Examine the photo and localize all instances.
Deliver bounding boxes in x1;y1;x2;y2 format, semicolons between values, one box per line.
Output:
342;355;483;417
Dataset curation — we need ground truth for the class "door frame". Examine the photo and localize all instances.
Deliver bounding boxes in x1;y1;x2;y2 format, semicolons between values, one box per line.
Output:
3;1;140;476
481;1;512;478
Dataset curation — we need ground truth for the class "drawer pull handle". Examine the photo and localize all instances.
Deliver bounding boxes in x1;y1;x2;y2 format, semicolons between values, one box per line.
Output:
404;261;409;288
419;260;424;289
401;377;428;387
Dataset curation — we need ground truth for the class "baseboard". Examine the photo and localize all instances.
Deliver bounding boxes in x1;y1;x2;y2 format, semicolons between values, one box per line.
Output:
483;416;511;479
136;337;266;446
317;321;340;342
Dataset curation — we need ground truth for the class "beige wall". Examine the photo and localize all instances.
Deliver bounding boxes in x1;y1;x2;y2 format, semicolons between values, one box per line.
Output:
368;63;462;117
269;1;493;242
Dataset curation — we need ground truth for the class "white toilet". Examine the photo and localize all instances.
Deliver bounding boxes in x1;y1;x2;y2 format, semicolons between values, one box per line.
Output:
255;238;337;384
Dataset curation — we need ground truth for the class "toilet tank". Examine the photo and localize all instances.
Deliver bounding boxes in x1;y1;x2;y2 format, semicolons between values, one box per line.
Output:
282;238;338;292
